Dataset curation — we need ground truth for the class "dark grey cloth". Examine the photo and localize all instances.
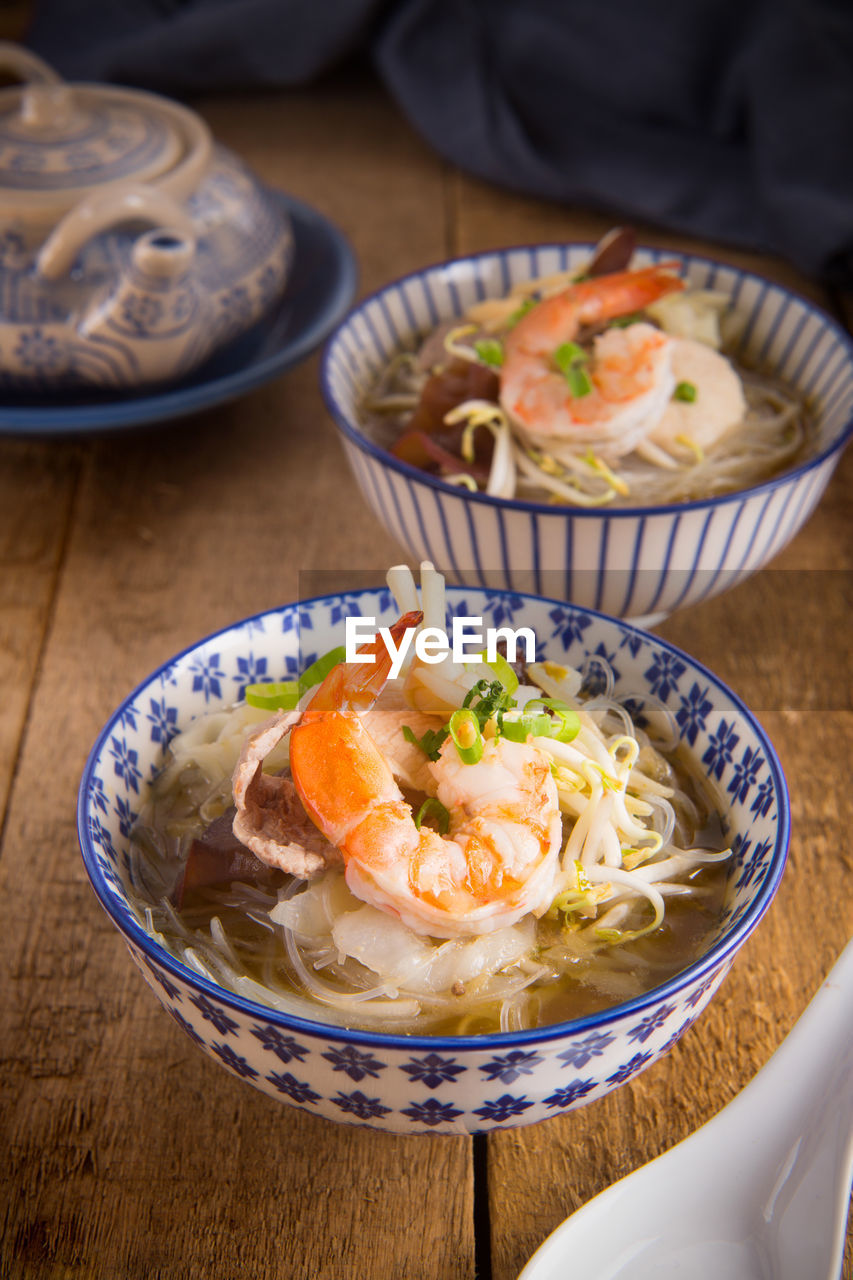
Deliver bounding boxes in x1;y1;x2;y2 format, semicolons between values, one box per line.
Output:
26;0;384;90
25;0;853;285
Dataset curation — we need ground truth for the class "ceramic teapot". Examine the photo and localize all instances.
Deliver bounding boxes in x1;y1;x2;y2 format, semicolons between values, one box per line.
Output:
0;43;293;391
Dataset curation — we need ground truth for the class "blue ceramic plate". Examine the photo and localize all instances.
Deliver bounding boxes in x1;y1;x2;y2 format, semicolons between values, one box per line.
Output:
0;190;356;435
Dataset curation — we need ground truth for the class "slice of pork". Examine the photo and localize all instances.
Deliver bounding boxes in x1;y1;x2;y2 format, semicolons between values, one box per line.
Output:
232;710;340;878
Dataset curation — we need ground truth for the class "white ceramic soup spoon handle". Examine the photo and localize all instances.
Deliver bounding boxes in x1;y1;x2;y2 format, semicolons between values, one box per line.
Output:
520;939;853;1280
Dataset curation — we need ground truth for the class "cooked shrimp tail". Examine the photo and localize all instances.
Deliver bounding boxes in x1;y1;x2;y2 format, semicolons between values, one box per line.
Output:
290;612;563;937
500;263;686;456
578;260;684;319
306;609;423;716
507;263;683;357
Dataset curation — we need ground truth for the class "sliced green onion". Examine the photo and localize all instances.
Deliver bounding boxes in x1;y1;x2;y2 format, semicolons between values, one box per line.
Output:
297;645;347;694
553;341;587;370
462;678;490;707
408;681;514;765
525;697;581;742
474;338;504;368
414;797;451;835
564;364;593;397
554;342;593;398
475;649;519;693
673;381;697;402
552;707;582;744
403;724;448;762
244;681;300;710
465;679;515;727
500;713;552;742
448;707;484;764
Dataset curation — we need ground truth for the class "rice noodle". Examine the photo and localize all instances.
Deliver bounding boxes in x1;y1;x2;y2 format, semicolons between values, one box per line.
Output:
126;568;731;1034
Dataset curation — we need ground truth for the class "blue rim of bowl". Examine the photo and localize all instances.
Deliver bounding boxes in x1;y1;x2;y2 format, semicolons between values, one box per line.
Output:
320;242;853;520
78;585;791;1052
0;190;357;435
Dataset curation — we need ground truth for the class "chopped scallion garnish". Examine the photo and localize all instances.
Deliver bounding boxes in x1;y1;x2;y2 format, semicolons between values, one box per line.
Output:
415;797;451;835
297;646;348;694
449;707;484;764
554;341;587;369
525;697;582;743
463;679;515;727
404;679;513;763
403;724;449;762
673;381;697;402
553;341;593;398
244;681;300;710
474;338;504;368
564;364;593;397
500;713;552;742
473;650;519;693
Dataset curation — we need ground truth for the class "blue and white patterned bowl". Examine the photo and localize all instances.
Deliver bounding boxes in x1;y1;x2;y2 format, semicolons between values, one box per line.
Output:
321;246;853;622
78;588;789;1135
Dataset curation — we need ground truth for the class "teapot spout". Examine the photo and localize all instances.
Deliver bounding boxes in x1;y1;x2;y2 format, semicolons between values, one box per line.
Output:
81;228;211;385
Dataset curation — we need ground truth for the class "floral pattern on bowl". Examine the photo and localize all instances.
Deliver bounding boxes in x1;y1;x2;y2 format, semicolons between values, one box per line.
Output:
78;588;789;1135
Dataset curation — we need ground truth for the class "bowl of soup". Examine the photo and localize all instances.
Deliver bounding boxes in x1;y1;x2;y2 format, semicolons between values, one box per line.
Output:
320;241;853;623
78;574;789;1133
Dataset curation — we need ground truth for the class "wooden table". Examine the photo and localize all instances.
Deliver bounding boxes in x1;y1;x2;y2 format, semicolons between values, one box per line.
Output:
1;74;851;1279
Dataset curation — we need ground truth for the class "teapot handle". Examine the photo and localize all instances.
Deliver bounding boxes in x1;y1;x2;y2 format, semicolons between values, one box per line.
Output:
37;184;197;280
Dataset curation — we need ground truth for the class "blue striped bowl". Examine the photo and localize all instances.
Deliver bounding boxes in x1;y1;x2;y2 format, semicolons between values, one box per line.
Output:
321;246;853;621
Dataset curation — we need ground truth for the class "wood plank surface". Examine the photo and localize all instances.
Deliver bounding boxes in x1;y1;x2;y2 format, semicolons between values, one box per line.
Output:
0;441;81;822
0;79;474;1280
454;175;853;1280
490;565;853;1277
1;73;851;1280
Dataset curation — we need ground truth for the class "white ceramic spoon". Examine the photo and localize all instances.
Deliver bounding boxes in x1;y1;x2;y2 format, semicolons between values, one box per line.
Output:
519;940;853;1280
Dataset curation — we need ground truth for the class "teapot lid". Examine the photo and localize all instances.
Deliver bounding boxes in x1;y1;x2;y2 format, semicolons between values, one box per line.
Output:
0;86;183;195
0;44;210;219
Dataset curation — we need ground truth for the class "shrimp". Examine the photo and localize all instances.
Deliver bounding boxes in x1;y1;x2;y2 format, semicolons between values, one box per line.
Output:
499;263;685;456
289;615;563;939
647;336;746;455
